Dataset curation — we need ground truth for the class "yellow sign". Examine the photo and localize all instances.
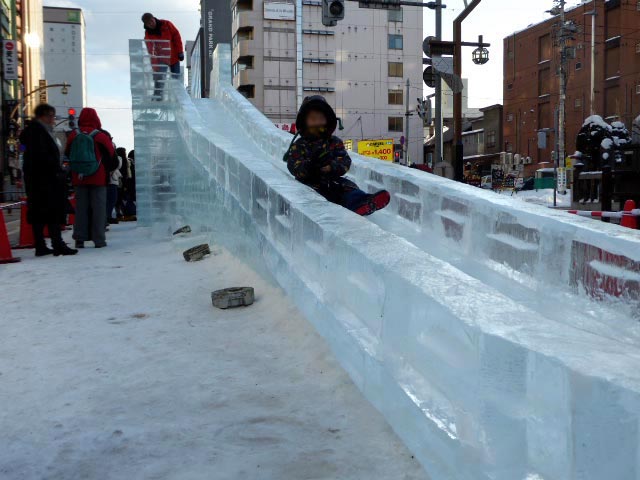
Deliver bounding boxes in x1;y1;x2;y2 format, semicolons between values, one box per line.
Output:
357;139;394;162
39;79;48;104
565;157;573;169
344;139;354;151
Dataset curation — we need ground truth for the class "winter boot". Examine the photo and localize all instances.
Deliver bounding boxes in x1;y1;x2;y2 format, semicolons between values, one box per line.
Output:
354;190;391;216
35;247;54;257
53;244;79;256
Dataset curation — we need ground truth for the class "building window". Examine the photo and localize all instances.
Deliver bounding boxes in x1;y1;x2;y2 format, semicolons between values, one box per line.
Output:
575;97;582;108
636;84;640;94
575;62;582;70
237;85;255;99
388;89;403;105
388;9;403;22
538;34;552;62
388;34;403;50
388;117;403;132
486;130;496;148
388;62;403;77
636;42;640;53
506;113;514;122
538;68;551;96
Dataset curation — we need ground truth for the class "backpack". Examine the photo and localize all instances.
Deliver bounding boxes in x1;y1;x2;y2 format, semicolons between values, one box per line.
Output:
99;142;120;173
69;130;100;177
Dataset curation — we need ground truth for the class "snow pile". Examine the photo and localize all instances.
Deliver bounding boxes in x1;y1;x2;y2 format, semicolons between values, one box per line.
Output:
0;225;426;480
130;42;640;480
512;188;572;208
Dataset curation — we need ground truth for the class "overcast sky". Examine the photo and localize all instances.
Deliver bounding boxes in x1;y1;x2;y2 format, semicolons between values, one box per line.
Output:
42;0;585;149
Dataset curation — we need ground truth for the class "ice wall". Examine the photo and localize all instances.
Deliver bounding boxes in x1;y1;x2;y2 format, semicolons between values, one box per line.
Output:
131;41;640;480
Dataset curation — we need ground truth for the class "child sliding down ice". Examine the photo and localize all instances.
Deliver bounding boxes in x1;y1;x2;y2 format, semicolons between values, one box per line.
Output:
284;96;390;216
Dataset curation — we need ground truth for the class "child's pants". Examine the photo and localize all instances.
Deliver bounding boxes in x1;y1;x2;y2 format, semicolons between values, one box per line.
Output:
315;179;370;212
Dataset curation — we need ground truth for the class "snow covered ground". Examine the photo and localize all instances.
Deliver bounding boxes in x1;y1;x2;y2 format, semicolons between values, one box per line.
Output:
0;224;428;480
502;188;572;208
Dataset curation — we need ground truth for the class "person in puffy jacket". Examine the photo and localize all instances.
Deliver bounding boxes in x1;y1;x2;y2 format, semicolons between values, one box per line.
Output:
142;13;184;100
65;108;115;248
284;96;390;216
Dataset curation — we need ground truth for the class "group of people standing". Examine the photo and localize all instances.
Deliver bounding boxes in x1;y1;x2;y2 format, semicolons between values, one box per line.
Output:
20;104;136;257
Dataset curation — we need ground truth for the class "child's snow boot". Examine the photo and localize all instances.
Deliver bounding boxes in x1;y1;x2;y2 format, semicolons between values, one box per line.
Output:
355;190;390;216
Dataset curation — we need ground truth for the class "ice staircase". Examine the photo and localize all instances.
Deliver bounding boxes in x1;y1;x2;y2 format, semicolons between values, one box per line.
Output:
130;41;640;480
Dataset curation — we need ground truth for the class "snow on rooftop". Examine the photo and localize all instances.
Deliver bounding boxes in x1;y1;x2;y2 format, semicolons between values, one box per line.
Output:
0;225;427;480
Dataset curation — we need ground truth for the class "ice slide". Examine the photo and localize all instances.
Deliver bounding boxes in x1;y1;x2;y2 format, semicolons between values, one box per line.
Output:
130;42;640;480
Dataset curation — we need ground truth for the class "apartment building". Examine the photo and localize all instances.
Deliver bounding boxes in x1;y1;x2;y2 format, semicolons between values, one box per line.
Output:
43;6;87;134
503;0;640;176
231;0;424;163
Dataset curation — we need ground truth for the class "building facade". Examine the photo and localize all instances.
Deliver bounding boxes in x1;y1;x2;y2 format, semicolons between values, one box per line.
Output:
43;6;86;134
503;0;640;176
230;0;424;164
1;0;44;195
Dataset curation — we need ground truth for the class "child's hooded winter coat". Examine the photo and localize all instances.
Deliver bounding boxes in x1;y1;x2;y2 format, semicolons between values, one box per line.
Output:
284;96;358;201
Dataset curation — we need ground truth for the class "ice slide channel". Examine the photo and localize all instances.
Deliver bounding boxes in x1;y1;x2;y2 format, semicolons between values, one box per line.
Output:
131;42;640;480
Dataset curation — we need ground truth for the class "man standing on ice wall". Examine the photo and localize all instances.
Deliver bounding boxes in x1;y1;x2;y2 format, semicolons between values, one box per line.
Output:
142;12;184;100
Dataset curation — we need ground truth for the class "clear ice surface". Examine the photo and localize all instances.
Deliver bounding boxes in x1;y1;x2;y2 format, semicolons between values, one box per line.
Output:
130;40;640;480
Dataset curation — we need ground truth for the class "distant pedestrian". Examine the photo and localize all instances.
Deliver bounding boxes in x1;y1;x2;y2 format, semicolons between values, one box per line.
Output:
65;108;116;249
124;150;137;219
115;147;129;219
107;150;123;225
20;104;78;257
142;13;184;100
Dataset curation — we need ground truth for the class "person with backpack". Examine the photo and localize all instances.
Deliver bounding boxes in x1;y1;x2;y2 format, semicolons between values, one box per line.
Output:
65;108;117;248
20;104;78;257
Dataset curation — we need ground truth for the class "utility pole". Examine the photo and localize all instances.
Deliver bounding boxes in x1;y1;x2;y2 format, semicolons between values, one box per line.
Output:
404;78;411;165
453;0;482;182
558;0;567;194
585;1;597;115
434;0;443;170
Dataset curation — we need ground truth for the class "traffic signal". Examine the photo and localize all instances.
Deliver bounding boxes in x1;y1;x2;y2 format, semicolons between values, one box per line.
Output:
322;0;345;26
68;108;76;129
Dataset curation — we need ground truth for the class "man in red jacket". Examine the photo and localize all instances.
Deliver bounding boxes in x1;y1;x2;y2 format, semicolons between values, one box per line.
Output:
65;108;115;249
142;13;184;100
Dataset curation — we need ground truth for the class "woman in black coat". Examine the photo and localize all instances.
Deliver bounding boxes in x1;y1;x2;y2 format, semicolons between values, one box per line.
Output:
20;104;77;256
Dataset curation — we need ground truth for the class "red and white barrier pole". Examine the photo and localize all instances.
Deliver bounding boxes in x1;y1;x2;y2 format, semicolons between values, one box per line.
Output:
568;200;639;229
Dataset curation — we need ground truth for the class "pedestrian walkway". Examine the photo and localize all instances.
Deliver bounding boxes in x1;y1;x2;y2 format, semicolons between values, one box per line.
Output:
0;224;428;480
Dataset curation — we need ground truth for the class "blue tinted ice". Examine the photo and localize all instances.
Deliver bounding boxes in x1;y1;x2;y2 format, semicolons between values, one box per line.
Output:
131;40;640;480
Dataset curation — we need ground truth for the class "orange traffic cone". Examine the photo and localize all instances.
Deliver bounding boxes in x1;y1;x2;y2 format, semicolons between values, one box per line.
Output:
15;198;35;249
0;209;21;264
621;200;638;229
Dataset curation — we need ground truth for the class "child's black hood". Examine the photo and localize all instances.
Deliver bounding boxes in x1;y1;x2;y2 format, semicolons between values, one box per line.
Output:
295;96;337;136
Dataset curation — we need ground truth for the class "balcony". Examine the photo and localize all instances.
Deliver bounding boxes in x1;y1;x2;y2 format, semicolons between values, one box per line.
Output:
232;11;255;32
238;69;255;86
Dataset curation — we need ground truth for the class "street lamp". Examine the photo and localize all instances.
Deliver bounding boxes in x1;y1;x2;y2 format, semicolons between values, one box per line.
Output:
10;83;72;126
472;46;489;65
